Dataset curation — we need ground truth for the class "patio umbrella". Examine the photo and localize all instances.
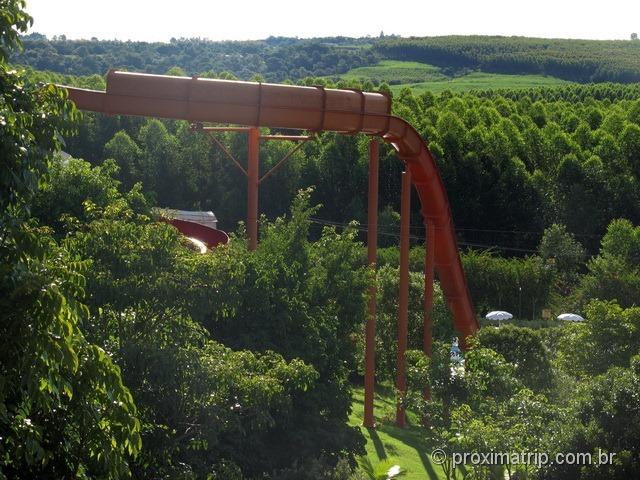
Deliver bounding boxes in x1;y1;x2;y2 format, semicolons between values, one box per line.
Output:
485;311;513;321
557;313;585;322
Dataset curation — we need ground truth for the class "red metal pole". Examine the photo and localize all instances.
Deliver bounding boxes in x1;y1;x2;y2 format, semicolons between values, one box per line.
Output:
364;138;379;428
424;218;435;401
396;168;411;428
247;127;260;250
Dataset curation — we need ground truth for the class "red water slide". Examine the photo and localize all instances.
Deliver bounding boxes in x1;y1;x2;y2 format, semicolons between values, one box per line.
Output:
62;71;479;339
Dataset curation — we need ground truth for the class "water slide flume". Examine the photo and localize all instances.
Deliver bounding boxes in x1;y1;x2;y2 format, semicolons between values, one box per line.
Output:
61;70;479;339
164;218;229;251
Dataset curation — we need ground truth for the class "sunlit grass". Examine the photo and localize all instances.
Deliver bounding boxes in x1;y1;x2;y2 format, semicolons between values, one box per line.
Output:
349;385;447;480
390;71;571;94
336;60;571;94
339;60;448;84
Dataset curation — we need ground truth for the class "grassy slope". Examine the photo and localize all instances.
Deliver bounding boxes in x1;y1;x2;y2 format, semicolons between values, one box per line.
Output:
390;72;571;94
341;60;448;83
349;385;447;480
338;60;571;93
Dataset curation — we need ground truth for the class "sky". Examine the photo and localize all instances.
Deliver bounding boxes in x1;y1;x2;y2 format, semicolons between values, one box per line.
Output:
25;0;640;42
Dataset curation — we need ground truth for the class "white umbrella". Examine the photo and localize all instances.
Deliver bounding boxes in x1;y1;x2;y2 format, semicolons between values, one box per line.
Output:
485;311;513;321
557;313;585;322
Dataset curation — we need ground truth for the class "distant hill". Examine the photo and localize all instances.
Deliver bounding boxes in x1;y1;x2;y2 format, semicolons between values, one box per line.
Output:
329;59;572;94
12;33;640;85
375;36;640;83
11;34;377;82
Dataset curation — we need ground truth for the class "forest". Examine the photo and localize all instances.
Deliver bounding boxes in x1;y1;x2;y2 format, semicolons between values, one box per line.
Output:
375;36;640;83
2;1;640;479
11;32;640;84
12;33;378;82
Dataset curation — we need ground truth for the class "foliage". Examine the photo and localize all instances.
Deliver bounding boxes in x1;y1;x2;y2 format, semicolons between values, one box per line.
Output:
14;34;640;87
12;17;640;478
356;457;406;480
369;266;454;382
86;306;317;479
0;0;31;61
553;300;640;378
538;223;585;277
12;35;378;82
475;324;555;392
457;388;562;479
541;356;640;480
579;219;640;307
29;66;640;265
35;163;369;477
32;156;150;232
186;190;369;470
0;2;140;477
461;250;555;319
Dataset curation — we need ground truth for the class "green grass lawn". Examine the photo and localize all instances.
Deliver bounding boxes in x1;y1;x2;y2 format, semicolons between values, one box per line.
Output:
349;385;447;480
337;60;571;94
340;60;448;84
389;71;571;94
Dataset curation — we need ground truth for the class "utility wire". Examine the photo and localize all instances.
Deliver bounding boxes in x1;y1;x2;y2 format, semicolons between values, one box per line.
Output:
376;222;598;239
308;217;539;253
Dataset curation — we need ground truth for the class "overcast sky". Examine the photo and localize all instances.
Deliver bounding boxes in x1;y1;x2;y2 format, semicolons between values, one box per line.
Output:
25;0;640;42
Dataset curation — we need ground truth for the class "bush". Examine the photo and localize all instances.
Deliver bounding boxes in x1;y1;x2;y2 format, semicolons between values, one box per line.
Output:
368;265;454;382
462;249;555;319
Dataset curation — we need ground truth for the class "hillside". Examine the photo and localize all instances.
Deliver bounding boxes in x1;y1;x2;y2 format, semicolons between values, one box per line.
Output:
13;33;640;86
388;72;571;94
12;34;377;81
375;35;640;83
331;59;572;93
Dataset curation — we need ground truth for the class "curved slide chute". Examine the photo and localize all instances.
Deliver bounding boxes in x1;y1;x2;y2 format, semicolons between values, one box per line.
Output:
165;218;229;250
62;71;479;339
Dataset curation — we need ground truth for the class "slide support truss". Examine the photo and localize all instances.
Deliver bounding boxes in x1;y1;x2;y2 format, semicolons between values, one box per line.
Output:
61;71;480;427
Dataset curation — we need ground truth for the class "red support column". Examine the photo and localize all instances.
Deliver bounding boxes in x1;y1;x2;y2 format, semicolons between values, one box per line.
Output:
247;127;260;251
424;218;435;401
364;138;379;428
396;168;411;428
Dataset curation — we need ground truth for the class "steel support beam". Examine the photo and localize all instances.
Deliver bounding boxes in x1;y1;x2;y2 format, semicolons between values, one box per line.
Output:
396;168;411;428
247;127;260;251
364;138;379;428
424;218;435;401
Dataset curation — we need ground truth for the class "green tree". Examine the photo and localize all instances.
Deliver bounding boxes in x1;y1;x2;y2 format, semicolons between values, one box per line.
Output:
476;325;555;392
620;123;640;177
0;3;140;477
137;118;181;205
372;266;454;381
542;356;640;479
539;223;586;294
104;130;143;189
552;299;640;382
539;223;585;275
580;219;640;307
46;175;368;476
86;306;317;479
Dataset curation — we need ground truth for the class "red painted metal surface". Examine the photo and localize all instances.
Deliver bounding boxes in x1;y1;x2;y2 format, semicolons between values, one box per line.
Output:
424;218;436;401
396;169;411;428
196;124;310;249
364;138;379;428
247;127;260;251
167;218;229;249
62;71;479;340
